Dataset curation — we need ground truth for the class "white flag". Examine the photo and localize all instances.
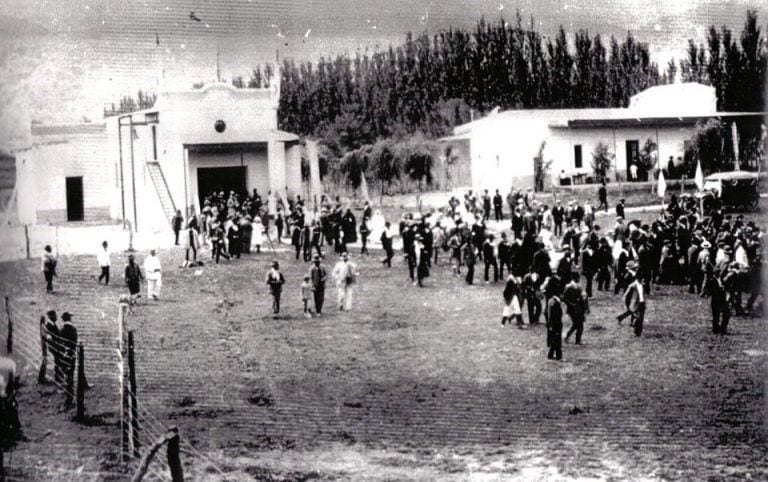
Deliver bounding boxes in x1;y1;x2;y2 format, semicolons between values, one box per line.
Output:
694;159;704;191
657;168;667;198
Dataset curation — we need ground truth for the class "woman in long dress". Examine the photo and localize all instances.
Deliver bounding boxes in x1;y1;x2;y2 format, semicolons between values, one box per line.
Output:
369;209;386;244
252;216;264;253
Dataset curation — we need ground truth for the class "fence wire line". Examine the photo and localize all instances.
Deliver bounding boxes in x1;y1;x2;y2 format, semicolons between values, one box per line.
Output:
4;295;228;479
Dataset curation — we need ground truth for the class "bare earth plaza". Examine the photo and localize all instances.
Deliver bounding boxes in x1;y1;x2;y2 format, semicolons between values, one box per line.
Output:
0;1;767;481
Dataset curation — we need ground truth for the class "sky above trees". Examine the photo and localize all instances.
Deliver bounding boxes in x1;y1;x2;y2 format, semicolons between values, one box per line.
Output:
0;0;765;147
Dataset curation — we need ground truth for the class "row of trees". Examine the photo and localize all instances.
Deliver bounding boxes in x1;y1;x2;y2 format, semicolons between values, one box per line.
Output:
274;13;663;154
678;11;765;112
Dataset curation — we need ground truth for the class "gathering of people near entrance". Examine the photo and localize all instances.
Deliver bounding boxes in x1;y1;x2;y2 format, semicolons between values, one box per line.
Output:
32;179;764;366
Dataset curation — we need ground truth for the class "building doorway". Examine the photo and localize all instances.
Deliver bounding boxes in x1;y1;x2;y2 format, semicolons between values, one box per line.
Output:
625;140;639;181
65;176;84;221
197;166;247;205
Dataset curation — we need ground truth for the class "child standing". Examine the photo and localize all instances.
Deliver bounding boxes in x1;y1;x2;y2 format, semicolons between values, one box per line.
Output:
300;275;313;318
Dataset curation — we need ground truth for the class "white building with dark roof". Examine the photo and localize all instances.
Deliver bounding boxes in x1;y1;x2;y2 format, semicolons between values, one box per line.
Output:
14;82;301;237
440;83;764;192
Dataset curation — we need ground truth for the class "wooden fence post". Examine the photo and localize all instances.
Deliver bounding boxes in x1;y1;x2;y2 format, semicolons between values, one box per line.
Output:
37;316;47;384
167;427;184;482
4;296;11;354
76;343;86;421
118;300;127;462
128;330;140;457
65;349;75;408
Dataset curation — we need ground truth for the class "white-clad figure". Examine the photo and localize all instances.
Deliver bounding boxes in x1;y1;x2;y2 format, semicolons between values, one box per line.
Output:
143;249;162;300
612;237;623;262
538;227;556;251
252;216;264;253
369;209;386;244
267;190;277;217
332;252;357;311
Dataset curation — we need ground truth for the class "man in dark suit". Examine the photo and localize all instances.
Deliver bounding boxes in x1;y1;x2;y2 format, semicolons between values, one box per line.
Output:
531;242;552;280
522;271;542;325
497;232;511;279
59;312;78;406
615;198;625;220
552;200;565;237
546;277;564;360
563;273;588;344
482;190;492;222
463;239;477;285
308;255;327;315
483;235;498;283
511;208;524;240
702;268;730;334
493;189;503;221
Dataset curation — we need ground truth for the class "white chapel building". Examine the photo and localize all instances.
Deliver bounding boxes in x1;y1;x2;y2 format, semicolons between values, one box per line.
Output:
14;82;301;236
440;83;764;192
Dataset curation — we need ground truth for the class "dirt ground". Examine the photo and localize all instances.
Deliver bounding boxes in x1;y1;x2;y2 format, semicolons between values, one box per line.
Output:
1;207;767;481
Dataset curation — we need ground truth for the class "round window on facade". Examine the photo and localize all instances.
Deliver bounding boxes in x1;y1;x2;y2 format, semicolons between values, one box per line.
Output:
214;120;226;133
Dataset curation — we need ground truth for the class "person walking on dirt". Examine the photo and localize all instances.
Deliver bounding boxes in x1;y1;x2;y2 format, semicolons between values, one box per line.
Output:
143;250;162;300
97;241;111;285
563;273;589;345
545;277;564;360
266;260;286;314
42;245;57;294
124;254;143;304
617;268;646;336
332;253;357;311
309;255;327;315
598;181;609;212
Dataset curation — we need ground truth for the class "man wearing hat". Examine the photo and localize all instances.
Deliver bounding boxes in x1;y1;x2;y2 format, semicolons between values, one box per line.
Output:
60;312;78;404
552;200;565;237
308;255;327;315
703;265;731;334
266;261;285;314
332;253;357;311
617;263;645;337
545;276;564;360
615;198;625;220
38;310;59;384
563;273;589;345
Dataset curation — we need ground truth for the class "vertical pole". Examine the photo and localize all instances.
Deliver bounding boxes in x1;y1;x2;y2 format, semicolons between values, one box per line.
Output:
4;297;11;355
24;225;30;259
128;330;140;457
167;427;184;482
76;343;85;421
38;315;47;384
65;346;74;408
129;116;138;232
119;118;126;230
118;301;127;462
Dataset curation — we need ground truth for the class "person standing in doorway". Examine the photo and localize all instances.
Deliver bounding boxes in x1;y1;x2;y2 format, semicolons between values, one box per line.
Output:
143;250;162;301
332;253;357;311
97;241;111;285
266;260;285;314
42;245;57;294
171;210;183;246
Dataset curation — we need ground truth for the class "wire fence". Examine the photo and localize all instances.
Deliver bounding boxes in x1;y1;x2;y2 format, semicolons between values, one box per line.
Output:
0;295;228;480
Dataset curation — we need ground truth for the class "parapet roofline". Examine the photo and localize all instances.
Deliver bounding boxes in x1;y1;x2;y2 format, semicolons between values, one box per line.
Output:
31;123;107;137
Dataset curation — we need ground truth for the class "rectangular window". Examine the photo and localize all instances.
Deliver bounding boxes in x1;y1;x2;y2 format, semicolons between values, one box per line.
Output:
151;125;158;160
574;145;583;169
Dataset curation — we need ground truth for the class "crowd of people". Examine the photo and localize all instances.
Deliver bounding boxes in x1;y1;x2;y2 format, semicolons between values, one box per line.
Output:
37;183;766;364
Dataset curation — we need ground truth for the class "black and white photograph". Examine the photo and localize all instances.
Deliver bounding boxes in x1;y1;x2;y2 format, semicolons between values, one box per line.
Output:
0;0;767;480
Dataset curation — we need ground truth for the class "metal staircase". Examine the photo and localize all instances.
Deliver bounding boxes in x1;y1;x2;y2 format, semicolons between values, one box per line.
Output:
146;161;177;220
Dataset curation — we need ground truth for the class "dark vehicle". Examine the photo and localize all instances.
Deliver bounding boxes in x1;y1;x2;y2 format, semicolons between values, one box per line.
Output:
698;171;760;213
